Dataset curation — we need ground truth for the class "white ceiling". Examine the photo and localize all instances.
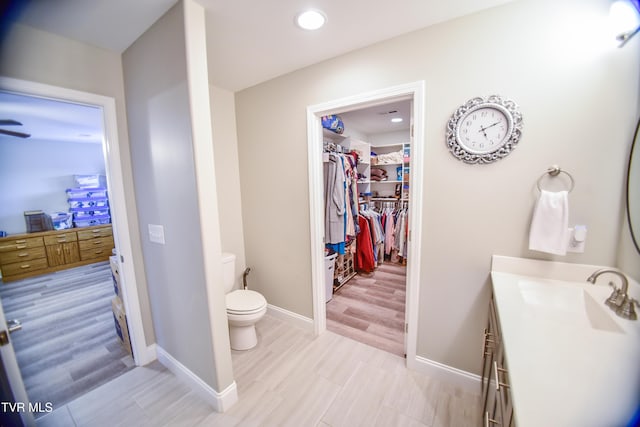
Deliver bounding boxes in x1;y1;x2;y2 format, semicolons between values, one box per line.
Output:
7;0;516;92
1;0;515;142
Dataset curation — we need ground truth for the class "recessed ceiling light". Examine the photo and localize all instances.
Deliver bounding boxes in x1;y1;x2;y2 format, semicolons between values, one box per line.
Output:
391;117;403;123
295;10;326;30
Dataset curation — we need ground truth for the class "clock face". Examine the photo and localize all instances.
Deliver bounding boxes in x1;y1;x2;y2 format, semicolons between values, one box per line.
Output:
456;106;511;154
446;95;523;164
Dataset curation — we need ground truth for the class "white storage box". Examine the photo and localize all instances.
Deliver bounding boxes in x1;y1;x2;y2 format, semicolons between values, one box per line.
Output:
71;207;110;218
68;197;109;209
325;253;337;302
51;212;72;230
66;187;108;199
73;214;111;228
74;174;106;188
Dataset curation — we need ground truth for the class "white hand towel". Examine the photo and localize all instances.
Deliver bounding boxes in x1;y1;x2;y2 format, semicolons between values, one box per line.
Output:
528;190;569;255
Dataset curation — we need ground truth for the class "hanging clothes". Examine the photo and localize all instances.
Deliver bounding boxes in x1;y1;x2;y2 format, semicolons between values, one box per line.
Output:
324;152;345;252
355;214;375;273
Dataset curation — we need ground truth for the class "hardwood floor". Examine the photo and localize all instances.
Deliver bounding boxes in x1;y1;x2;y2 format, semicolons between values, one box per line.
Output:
327;262;406;356
37;314;481;427
0;262;134;415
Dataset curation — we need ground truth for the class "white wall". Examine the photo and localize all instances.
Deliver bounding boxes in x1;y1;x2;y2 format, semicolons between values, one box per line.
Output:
235;0;640;375
0;139;104;234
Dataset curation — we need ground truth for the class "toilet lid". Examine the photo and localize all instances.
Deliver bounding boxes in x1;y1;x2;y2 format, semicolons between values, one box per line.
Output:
226;289;267;313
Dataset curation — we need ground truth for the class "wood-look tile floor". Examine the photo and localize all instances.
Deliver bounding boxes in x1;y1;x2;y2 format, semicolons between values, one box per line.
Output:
327;262;406;357
38;314;481;427
0;262;134;414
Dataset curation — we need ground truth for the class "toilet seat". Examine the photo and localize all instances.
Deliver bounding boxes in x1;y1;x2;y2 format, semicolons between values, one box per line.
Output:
226;289;267;315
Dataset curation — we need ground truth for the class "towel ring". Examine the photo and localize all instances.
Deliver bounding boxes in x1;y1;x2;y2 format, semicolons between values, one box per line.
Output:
536;165;575;193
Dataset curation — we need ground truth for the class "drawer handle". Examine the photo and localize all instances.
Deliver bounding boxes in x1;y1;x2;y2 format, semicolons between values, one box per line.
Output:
94;250;104;254
493;361;510;391
20;264;31;269
93;241;102;245
57;238;67;242
15;239;26;244
18;253;29;257
485;411;500;426
16;245;26;249
92;230;101;234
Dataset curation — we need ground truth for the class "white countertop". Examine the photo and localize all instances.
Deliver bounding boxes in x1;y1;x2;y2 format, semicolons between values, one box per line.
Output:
491;255;640;427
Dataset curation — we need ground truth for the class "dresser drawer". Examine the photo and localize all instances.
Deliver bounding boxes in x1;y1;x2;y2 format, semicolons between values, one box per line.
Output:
77;226;113;241
0;236;44;253
1;257;49;276
79;236;114;261
44;232;78;245
0;246;46;265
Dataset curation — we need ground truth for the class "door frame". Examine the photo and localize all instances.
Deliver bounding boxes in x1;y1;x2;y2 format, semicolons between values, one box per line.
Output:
0;76;153;366
306;81;425;362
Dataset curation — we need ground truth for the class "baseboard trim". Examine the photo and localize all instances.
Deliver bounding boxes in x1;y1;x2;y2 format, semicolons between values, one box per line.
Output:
156;345;238;412
409;355;481;392
267;304;314;332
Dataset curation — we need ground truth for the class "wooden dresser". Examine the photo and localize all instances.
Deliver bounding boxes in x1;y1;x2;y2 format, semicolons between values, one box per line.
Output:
0;225;114;282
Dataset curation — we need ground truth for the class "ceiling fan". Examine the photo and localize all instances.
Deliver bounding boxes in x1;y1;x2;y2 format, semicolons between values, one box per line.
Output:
0;119;31;138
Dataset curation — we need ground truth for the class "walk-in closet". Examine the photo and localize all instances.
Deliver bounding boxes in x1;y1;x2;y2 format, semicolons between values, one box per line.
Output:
322;100;411;357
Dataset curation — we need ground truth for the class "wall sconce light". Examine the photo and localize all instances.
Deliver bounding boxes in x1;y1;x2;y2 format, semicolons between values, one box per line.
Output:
610;0;640;47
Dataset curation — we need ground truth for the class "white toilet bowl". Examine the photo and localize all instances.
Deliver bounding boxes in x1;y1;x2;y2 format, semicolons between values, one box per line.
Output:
222;253;267;350
226;290;267;350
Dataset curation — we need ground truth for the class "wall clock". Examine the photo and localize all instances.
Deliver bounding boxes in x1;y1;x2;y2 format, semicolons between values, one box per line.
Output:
446;95;523;164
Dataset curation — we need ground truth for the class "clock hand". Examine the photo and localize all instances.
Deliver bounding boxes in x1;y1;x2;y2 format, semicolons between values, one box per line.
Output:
481;121;501;131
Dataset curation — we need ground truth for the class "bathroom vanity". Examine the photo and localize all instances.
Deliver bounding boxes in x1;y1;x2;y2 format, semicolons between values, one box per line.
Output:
483;255;640;427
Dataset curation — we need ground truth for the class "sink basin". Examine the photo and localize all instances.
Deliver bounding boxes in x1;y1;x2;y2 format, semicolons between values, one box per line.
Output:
518;280;623;333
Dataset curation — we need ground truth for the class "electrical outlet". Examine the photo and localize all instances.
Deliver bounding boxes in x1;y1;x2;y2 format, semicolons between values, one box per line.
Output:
567;226;586;253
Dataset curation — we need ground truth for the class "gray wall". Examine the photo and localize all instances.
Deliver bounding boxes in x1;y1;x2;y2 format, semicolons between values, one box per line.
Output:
122;3;224;389
0;21;155;347
234;0;640;374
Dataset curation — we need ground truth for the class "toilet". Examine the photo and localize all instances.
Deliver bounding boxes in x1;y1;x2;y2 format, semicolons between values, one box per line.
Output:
222;252;267;350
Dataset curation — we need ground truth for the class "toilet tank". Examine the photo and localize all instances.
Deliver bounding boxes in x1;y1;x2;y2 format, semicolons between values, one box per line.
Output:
221;252;236;293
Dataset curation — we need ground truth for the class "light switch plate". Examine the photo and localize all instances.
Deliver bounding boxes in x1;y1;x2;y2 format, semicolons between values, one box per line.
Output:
148;224;165;244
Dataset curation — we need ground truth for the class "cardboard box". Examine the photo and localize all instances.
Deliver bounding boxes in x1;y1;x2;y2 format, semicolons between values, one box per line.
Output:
109;255;122;296
111;296;132;356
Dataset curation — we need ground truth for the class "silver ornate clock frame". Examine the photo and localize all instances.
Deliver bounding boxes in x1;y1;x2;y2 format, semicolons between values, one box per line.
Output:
446;95;523;164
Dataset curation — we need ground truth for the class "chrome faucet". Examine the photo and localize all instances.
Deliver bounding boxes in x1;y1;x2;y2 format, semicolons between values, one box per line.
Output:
587;268;638;320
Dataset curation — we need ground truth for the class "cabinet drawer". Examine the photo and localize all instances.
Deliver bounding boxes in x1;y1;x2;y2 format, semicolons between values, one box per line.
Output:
77;226;113;241
79;246;111;261
78;236;114;251
0;237;44;252
1;257;49;276
44;232;77;245
0;246;46;265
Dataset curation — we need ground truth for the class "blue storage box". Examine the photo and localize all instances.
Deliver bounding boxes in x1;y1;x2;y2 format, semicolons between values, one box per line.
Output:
51;212;72;230
73;214;111;228
68;197;109;209
66;187;108;199
71;207;110;218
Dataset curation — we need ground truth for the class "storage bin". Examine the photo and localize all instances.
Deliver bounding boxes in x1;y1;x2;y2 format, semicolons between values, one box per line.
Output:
324;253;337;302
68;197;109;209
51;212;72;230
73;214;111;228
71;207;110;218
66;187;108;199
74;174;106;188
110;255;122;296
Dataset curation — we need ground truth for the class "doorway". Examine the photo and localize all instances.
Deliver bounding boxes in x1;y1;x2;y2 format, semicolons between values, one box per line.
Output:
0;76;150;415
306;81;425;364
